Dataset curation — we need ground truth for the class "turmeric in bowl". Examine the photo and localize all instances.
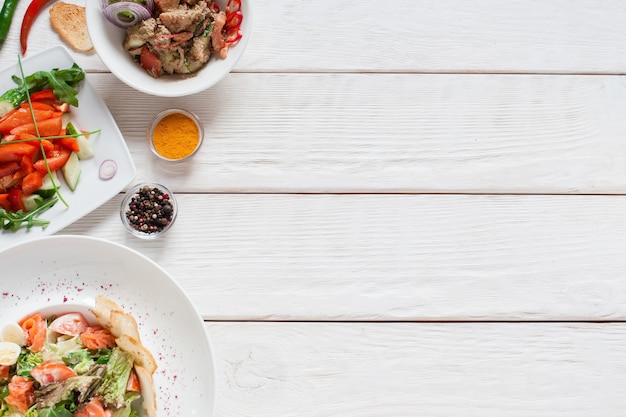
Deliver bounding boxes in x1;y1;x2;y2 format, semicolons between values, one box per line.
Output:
147;109;203;161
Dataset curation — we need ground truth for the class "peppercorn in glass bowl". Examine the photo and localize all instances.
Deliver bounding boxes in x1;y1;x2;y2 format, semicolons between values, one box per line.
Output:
120;183;178;239
147;109;204;162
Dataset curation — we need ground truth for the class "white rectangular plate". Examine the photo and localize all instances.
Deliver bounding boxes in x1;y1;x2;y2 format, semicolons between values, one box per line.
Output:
0;46;136;248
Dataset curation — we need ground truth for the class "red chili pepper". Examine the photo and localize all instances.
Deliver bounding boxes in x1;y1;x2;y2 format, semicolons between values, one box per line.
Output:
226;0;241;13
20;0;54;55
225;11;243;30
224;27;242;44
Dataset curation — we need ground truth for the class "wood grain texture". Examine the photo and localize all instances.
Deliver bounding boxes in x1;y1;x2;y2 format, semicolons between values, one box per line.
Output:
207;322;626;416
61;193;626;321
3;0;626;74
76;72;626;194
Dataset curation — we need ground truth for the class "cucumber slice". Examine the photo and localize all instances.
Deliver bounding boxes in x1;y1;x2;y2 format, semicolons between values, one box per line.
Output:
61;152;81;191
66;122;94;160
22;194;44;212
34;172;61;199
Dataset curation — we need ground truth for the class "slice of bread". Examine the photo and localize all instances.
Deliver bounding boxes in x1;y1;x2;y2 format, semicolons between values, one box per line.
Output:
49;2;93;53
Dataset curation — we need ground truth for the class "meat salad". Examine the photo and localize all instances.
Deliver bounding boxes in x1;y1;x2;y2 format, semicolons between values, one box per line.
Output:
122;0;241;78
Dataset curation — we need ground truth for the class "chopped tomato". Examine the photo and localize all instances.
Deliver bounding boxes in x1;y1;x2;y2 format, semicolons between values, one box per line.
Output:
20;101;57;111
0;142;37;163
0;364;9;380
10;116;63;137
34;146;71;173
19;312;47;352
126;368;141;392
0;161;20;177
74;396;109;417
21;171;43;196
30;362;77;386
49;312;89;336
0;193;10;210
140;47;162;78
8;188;25;212
58;137;80;153
29;89;56;102
0;108;55;134
80;326;117;350
5;375;35;414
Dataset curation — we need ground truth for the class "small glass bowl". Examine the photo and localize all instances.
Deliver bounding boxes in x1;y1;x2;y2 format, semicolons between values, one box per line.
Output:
147;108;204;162
120;183;178;239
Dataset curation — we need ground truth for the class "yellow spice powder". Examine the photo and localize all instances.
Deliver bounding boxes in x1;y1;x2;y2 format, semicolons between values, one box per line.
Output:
152;112;200;160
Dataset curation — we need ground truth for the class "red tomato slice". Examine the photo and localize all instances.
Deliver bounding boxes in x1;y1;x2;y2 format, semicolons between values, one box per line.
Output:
0;108;55;134
140;47;162;78
8;188;25;212
0;194;10;211
74;397;109;417
34;146;71;173
5;375;35;414
226;0;240;12
0;142;37;163
21;171;43;196
10;116;62;137
29;89;56;102
30;362;77;386
48;312;89;336
58;137;80;153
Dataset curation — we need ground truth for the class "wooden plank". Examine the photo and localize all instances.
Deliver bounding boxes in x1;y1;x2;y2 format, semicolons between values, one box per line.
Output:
61;193;626;321
3;0;626;74
207;322;626;416
80;72;626;194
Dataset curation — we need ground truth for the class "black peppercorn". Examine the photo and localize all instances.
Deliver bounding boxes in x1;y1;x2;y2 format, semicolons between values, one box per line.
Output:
125;186;174;234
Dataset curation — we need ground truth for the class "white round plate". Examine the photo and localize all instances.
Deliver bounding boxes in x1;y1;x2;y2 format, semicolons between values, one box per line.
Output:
0;235;215;417
85;0;253;97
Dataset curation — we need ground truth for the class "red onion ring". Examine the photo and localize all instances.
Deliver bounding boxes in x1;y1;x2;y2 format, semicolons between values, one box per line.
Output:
102;0;154;28
99;160;118;180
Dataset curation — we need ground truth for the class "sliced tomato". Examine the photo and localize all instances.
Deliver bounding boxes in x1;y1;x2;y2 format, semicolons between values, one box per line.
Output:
126;368;141;392
49;312;89;336
74;397;109;417
140;47;162;78
225;10;243;29
0;161;20;178
34;146;71;173
0;193;10;211
0;108;55;134
0;364;9;380
226;0;240;12
80;326;117;350
8;188;25;212
21;171;43;196
29;89;56;102
0;142;37;163
10;116;63;137
58;137;80;153
5;375;35;414
30;362;77;386
19;312;47;352
20;101;56;111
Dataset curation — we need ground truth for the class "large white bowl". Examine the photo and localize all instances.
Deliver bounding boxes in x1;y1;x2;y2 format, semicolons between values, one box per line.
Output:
0;235;216;417
85;0;252;97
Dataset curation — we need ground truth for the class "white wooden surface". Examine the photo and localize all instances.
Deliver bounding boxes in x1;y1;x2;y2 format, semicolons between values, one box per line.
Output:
1;0;625;415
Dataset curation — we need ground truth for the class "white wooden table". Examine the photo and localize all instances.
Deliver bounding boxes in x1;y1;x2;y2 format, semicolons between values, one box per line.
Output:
2;1;626;415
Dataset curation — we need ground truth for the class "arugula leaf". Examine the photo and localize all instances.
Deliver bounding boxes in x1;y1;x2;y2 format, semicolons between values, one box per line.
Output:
0;196;58;231
3;63;85;108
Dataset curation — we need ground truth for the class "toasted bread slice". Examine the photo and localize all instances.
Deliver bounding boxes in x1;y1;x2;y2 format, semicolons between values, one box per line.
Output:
135;365;157;417
116;334;158;375
49;2;93;53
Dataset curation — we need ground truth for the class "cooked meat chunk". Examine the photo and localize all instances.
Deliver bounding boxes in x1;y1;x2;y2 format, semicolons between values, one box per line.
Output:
124;18;157;50
159;2;208;34
155;0;179;13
